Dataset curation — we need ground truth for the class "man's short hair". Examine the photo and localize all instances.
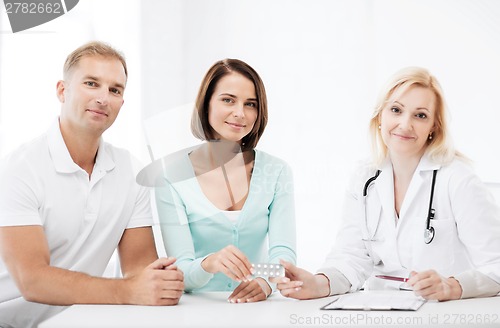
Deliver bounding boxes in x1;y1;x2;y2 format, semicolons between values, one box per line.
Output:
63;41;128;79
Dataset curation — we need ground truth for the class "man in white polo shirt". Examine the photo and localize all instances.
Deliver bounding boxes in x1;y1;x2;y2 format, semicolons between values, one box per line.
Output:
0;41;184;328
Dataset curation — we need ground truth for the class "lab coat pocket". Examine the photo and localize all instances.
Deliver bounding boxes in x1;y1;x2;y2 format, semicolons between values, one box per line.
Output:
412;218;458;274
362;239;384;266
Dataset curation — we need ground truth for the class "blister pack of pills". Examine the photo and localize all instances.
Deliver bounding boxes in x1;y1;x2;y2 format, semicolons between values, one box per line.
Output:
251;263;285;278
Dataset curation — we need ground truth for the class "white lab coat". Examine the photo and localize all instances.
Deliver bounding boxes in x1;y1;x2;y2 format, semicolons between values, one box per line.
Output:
320;154;500;297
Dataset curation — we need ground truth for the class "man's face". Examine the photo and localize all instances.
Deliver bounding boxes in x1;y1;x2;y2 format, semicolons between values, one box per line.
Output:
57;55;127;137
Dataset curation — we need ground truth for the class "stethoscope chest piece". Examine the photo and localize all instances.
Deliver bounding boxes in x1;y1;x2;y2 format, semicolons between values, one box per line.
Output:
424;226;435;244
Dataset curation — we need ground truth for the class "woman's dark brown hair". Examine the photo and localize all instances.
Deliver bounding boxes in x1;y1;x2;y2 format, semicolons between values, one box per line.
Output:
191;58;268;151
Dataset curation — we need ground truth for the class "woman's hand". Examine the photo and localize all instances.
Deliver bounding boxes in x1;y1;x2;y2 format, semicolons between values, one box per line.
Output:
407;270;462;301
228;277;271;303
201;245;253;282
274;260;330;300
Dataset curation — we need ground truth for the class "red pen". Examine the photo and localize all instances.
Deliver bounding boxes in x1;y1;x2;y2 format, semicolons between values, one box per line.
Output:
375;275;409;282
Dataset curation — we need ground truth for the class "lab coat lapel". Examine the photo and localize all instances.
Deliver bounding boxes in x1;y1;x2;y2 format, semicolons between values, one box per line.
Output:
397;154;441;234
373;160;397;231
398;169;423;222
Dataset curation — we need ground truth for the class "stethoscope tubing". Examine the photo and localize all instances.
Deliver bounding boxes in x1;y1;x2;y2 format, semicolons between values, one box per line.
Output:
363;169;438;244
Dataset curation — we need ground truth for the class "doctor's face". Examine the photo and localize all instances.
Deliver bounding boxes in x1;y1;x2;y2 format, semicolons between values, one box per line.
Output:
379;85;436;159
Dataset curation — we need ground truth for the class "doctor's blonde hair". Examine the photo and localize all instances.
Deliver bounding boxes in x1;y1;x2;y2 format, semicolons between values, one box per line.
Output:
369;66;461;166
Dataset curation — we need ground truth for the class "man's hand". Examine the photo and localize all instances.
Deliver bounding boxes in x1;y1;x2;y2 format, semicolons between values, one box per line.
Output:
125;257;184;306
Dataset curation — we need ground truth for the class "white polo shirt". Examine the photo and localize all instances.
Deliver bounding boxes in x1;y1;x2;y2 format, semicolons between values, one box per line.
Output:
0;120;153;328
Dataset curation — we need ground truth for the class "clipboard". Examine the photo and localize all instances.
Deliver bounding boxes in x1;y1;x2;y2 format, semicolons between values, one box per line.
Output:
320;291;426;311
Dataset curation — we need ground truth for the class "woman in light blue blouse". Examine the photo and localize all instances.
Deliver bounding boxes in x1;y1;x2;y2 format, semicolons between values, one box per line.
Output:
155;59;297;303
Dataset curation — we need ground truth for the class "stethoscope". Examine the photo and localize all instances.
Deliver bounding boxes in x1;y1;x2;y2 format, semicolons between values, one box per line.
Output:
362;169;438;244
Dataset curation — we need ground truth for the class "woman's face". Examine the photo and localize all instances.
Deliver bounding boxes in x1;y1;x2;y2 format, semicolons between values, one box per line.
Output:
207;72;258;143
380;85;436;159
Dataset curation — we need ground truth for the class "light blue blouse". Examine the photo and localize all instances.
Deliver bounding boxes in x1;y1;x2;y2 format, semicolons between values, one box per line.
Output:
155;149;297;292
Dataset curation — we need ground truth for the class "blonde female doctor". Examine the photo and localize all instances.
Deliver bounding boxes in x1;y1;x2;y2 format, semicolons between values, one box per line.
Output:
276;67;500;301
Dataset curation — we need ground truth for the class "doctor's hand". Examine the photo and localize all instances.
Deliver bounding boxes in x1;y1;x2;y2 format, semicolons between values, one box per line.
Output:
274;260;330;300
227;277;271;303
201;245;253;282
407;270;462;301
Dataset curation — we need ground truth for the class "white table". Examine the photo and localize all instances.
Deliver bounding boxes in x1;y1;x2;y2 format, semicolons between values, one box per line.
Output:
39;291;500;328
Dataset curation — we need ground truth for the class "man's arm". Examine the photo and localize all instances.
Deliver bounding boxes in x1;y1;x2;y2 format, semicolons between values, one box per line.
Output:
117;226;185;305
117;226;158;277
0;225;183;306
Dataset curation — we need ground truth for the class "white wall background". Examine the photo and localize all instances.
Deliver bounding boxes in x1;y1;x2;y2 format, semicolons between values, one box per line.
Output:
1;0;500;273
